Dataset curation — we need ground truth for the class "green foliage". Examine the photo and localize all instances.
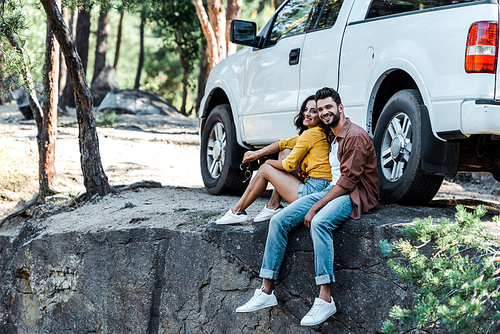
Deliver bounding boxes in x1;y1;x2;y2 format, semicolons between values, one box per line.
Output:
0;9;28;37
1;0;47;95
382;205;500;333
96;109;119;127
144;0;203;114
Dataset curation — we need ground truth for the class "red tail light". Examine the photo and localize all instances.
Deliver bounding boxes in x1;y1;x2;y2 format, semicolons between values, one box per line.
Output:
465;21;498;74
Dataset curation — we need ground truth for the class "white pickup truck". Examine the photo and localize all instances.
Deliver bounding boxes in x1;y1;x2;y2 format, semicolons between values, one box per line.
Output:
199;0;500;204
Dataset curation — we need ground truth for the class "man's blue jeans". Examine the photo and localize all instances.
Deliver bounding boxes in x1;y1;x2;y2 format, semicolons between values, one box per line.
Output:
259;186;353;285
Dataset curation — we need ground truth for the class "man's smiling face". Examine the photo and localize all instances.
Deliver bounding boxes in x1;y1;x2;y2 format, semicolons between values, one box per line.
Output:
317;97;341;128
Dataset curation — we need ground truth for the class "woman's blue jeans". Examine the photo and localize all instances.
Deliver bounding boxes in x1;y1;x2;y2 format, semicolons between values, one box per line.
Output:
259;186;353;285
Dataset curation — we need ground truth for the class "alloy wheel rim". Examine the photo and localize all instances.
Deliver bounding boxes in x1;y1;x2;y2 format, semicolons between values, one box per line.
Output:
206;122;226;178
380;112;412;182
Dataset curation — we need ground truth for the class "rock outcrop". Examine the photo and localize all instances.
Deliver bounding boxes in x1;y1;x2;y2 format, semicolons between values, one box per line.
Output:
0;187;496;333
96;89;179;116
91;65;120;106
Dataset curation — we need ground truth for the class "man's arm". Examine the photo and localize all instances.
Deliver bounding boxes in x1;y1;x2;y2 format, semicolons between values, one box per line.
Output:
303;184;349;228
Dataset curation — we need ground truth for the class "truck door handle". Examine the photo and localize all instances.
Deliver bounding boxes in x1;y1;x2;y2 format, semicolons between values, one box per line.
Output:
289;48;300;65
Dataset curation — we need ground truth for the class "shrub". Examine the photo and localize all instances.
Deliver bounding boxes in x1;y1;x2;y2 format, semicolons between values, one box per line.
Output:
381;205;500;334
96;109;119;127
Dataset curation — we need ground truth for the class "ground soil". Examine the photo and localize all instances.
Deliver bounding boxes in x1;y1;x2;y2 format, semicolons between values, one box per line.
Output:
0;104;499;223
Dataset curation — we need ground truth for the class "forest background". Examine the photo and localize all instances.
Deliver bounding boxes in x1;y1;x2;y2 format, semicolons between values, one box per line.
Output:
2;0;277;116
0;0;285;207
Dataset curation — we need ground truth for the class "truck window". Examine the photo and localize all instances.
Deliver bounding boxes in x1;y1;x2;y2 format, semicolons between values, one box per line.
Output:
269;0;315;45
317;0;344;29
367;0;484;19
306;0;344;31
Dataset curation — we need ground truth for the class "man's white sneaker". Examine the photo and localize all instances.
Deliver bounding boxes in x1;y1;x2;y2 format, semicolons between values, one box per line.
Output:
216;209;248;225
235;289;278;312
300;297;337;326
254;205;283;222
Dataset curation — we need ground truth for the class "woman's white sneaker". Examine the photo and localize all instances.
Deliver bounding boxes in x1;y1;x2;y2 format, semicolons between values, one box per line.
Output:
235;289;278;312
254;206;283;222
216;209;248;225
300;297;337;326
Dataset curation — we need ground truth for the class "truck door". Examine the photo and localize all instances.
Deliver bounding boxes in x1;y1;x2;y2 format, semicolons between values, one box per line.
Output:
241;0;315;144
298;0;353;105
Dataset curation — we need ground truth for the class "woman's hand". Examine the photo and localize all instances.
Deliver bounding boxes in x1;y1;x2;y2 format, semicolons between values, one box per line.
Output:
243;151;259;163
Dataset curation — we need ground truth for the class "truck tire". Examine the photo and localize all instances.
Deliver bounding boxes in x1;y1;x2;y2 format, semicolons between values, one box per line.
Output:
374;89;444;204
200;104;249;195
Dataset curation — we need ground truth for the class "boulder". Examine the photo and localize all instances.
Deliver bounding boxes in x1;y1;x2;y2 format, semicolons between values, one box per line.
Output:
10;87;44;120
97;89;180;116
90;65;120;106
0;187;496;333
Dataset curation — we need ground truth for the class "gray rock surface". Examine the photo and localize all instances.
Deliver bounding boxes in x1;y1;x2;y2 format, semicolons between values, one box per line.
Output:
0;186;497;333
97;89;180;116
90;65;120;106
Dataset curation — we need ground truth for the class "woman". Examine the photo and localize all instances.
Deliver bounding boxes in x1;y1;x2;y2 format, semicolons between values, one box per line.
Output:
216;95;331;224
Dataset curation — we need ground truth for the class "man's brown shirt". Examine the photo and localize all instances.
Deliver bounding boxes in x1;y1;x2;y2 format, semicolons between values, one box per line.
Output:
333;118;380;219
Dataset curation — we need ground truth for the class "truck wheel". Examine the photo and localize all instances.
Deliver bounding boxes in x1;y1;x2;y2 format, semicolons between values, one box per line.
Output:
200;104;249;195
374;89;444;204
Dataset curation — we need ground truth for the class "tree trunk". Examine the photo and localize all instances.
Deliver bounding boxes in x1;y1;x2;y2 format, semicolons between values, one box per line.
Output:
207;0;226;62
75;6;91;76
195;44;207;115
41;0;112;197
193;0;238;70
58;6;68;97
59;8;77;108
40;0;61;198
226;0;242;56
134;10;145;89
193;0;220;71
92;8;110;84
175;29;188;116
113;10;125;71
0;39;4;105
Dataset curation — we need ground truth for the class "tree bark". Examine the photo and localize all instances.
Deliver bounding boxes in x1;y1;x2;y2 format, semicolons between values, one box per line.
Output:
75;6;91;76
207;0;226;62
113;10;125;72
92;8;110;84
271;0;280;10
40;0;61;198
175;29;188;116
58;6;68;97
195;43;207;115
0;39;4;105
193;0;241;70
193;0;220;71
40;0;112;197
59;8;77;108
134;10;145;89
226;0;242;56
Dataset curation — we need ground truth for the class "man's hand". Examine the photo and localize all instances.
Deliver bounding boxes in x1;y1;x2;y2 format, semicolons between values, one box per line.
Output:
303;185;349;228
304;204;321;228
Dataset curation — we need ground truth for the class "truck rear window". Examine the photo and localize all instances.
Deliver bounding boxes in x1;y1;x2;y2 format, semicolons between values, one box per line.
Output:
367;0;486;19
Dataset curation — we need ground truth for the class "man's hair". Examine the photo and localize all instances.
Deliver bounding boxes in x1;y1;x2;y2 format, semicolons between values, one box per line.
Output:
315;87;341;106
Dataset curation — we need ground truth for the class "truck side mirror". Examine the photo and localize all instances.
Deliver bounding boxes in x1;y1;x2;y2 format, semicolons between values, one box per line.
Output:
230;20;262;48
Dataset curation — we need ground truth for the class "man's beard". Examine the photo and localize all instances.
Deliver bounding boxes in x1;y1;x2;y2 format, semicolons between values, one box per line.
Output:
323;111;340;128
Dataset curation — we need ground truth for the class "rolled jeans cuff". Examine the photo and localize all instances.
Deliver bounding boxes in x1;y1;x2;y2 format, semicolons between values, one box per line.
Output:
260;268;279;280
315;274;335;285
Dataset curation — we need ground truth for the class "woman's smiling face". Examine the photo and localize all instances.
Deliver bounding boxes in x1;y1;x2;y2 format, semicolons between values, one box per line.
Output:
302;100;320;128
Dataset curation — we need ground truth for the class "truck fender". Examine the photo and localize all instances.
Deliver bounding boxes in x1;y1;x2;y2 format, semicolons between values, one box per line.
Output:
420;104;459;176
